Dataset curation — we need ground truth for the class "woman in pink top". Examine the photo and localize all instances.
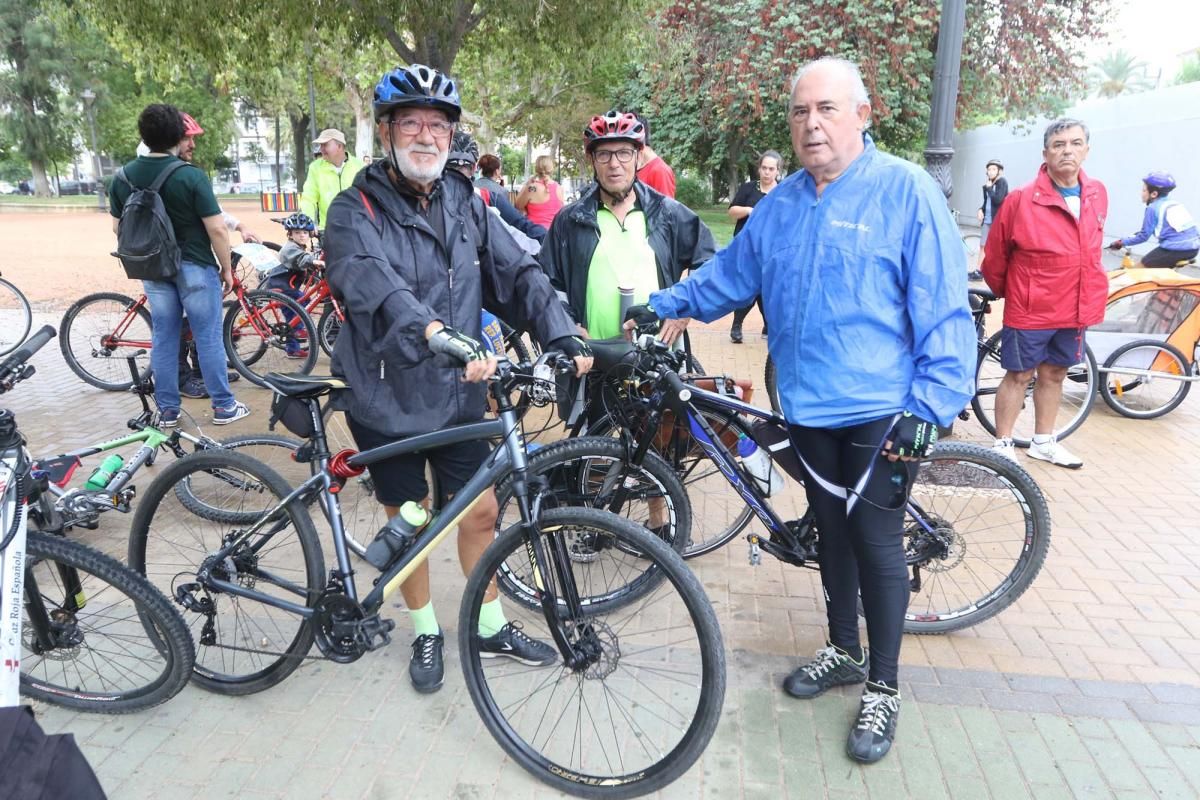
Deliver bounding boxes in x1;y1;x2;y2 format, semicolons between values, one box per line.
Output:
517;155;564;228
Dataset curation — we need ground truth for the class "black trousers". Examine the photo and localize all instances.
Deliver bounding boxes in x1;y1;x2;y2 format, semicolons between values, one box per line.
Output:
1141;247;1198;268
788;416;916;684
731;297;764;328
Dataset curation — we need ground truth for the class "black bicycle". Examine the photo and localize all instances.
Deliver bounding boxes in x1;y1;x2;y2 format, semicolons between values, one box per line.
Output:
126;352;724;798
1;326;195;714
573;333;1051;634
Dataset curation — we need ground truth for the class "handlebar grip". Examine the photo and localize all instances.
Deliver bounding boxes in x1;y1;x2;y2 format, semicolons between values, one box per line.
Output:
0;325;56;374
663;370;692;403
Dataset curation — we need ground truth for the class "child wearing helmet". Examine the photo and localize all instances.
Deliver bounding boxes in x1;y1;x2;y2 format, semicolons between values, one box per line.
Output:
1108;172;1200;268
262;212;320;356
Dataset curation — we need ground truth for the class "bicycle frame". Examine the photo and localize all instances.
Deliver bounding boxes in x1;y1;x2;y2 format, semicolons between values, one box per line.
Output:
0;441;27;707
101;295;153;351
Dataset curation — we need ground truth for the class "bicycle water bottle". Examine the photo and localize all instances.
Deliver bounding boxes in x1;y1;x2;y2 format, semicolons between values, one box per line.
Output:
736;434;784;497
480;310;505;354
363;501;430;570
83;454;124;491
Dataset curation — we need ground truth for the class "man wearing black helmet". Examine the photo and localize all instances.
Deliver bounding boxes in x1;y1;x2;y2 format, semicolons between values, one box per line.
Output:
323;64;592;695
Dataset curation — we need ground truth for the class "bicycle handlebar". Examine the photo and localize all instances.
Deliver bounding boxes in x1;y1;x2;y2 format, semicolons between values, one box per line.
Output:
0;325;56;391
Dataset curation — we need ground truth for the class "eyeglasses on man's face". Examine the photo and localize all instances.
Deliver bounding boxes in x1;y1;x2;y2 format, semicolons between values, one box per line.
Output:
389;118;455;138
592;148;637;165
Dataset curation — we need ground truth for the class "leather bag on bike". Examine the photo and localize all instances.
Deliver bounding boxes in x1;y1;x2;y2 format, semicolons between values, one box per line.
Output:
111;161;189;281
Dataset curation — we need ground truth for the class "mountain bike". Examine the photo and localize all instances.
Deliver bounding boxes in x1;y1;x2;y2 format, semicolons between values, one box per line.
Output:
574;333;1051;634
59;276;316;392
34;351;299;531
126;354;723;797
0;326;195;713
0;270;32;357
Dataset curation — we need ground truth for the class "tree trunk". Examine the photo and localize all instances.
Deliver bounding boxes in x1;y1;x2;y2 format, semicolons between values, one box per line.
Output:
342;83;374;159
725;136;745;201
289;111;311;188
710;168;721;205
30;159;52;197
524;130;532;180
274;116;283;193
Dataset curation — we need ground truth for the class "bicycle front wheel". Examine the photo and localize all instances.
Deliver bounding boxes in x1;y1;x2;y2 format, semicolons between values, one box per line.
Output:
901;442;1051;633
0;276;32;356
317;304;341;358
21;531;195;712
460;507;725;798
224;290;317;387
1100;340;1192;419
129;449;325;695
59;292;153;391
971;330;1097;446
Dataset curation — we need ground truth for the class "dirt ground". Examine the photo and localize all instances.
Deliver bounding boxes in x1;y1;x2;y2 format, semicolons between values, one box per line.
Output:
0;200;290;312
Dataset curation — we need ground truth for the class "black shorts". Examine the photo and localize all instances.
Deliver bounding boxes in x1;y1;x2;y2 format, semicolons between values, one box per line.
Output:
346;415;490;507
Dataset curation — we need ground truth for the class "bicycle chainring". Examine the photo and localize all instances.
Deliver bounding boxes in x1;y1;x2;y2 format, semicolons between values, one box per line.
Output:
312;593;367;663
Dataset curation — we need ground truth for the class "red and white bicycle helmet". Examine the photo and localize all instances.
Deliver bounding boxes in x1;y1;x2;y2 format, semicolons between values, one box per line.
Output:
583;111;646;153
180;112;204;137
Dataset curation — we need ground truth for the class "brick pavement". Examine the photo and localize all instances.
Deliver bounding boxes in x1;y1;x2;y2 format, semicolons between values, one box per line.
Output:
12;312;1200;799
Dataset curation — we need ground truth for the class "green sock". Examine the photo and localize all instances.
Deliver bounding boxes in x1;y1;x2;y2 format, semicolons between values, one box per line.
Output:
409;601;439;637
478;598;508;637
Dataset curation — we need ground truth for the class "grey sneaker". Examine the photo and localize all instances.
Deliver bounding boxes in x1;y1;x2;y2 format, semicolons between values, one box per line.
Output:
1028;436;1082;469
213;401;250;425
847;681;901;763
478;622;557;666
179;377;209;399
783;643;868;698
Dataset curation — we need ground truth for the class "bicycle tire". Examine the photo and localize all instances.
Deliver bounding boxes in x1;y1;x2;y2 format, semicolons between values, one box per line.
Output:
0;276;32;356
128;448;325;695
1100;340;1192;419
498;319;532;364
317;304;341;358
59;292;153;391
584;406;755;558
493;437;692;609
764;355;782;414
173;433;305;523
971;330;1097;446
460;506;725;798
223;290;318;388
20;530;195;712
898;441;1051;634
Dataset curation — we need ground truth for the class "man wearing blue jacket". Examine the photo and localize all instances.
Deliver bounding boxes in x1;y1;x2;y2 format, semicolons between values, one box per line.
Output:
625;57;975;764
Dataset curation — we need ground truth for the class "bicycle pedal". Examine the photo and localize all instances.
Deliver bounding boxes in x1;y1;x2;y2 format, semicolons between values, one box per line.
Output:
748;536;762;566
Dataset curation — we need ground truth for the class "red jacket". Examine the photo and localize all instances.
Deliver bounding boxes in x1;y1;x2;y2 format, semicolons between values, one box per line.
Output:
982;165;1109;329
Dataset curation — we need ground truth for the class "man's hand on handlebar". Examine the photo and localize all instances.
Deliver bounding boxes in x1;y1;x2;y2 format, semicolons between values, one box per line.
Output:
659;317;691;346
548;335;594;377
621;303;662;341
426;322;498;383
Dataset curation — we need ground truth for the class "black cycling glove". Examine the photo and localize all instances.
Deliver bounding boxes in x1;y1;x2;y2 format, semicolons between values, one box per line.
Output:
548;335;593;359
623;303;661;332
887;412;939;458
428;326;489;364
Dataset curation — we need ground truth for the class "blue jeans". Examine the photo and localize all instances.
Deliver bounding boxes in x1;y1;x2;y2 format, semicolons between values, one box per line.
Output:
143;261;235;410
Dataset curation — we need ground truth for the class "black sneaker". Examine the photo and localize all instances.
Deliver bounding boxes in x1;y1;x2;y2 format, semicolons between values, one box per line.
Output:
730;324;743;344
847;681;901;763
782;643;868;698
409;632;445;694
180;377;209;399
478;622;557;666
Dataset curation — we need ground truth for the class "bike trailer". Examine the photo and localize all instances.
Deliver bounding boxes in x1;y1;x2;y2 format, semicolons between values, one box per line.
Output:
1091;267;1200;369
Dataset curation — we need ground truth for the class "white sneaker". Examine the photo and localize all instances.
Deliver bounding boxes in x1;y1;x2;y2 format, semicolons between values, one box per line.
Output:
992;438;1019;464
1027;436;1082;469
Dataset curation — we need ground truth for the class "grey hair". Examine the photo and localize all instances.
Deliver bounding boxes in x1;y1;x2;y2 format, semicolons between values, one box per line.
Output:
790;57;870;106
759;150;783;167
1043;118;1090;148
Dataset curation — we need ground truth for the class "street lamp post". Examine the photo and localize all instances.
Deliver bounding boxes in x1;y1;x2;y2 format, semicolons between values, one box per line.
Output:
81;89;105;212
923;0;968;200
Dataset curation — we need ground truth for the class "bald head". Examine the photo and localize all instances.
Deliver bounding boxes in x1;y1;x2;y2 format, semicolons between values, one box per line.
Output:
787;57;873;189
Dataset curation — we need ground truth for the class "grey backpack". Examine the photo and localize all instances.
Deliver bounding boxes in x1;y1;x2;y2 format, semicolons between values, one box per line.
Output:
112;160;189;280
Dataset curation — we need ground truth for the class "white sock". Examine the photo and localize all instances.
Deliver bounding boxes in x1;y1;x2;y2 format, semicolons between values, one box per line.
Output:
994;437;1013;447
1032;434;1052;445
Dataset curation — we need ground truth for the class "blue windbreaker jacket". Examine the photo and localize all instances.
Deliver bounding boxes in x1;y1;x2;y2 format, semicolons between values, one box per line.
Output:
1122;197;1200;251
650;136;976;429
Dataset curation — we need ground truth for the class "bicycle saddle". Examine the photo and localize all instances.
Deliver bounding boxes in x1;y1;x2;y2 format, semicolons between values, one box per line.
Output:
968;286;996;302
587;337;637;372
262;373;350;398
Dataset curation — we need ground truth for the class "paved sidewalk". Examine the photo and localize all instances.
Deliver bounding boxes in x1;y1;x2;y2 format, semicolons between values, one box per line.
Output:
14;317;1200;799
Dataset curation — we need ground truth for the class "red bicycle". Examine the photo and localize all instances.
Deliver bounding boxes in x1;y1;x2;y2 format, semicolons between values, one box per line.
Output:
60;269;316;391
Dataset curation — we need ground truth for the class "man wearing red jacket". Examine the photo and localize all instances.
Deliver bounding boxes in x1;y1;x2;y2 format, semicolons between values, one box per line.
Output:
982;119;1108;469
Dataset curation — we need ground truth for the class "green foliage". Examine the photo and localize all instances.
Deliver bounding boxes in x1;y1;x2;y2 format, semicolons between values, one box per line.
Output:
1175;54;1200;86
675;175;708;208
1091;49;1152;98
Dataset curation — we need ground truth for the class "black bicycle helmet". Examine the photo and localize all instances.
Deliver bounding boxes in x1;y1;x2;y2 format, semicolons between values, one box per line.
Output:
373;64;461;122
447;130;479;167
280;212;316;232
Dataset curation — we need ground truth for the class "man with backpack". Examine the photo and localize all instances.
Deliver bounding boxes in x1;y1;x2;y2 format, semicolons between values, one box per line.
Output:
110;103;250;426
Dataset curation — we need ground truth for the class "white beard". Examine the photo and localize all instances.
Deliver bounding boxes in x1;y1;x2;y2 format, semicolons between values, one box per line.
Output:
393;143;448;183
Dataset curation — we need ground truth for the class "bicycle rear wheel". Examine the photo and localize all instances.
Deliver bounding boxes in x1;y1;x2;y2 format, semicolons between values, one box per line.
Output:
223;290;317;387
765;355;783;415
460;507;725;798
971;330;1096;446
900;442;1051;633
173;432;306;523
317;304;341;358
1100;340;1192;419
493;437;691;609
0;276;32;356
20;531;195;712
59;292;153;391
128;449;325;695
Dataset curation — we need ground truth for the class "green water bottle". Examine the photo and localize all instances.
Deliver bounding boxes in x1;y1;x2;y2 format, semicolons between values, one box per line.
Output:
84;454;124;491
363;501;430;569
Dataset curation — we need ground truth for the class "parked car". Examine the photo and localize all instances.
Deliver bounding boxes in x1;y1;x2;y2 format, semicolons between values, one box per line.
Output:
55;180;98;196
0;181;16;195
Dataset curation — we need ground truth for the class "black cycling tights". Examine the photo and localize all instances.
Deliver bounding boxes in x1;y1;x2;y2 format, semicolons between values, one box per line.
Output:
788;417;917;685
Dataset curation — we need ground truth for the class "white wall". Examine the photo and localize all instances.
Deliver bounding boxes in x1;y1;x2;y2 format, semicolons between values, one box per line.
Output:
951;82;1200;253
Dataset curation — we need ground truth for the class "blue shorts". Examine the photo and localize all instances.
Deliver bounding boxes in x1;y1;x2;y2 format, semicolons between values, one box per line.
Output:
1000;327;1085;371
